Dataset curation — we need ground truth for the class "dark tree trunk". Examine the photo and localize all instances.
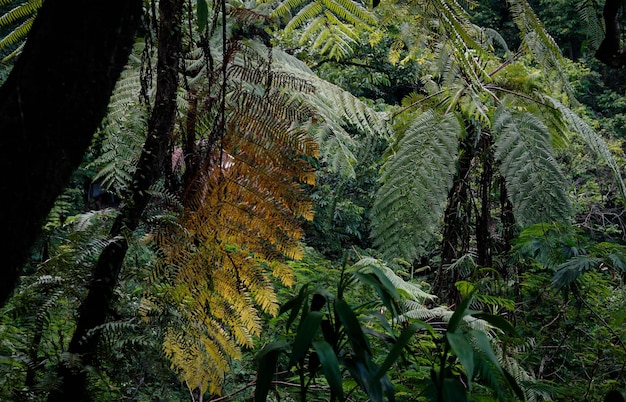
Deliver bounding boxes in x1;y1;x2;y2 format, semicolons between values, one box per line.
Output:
47;0;184;400
476;133;494;268
499;177;516;280
434;140;473;303
0;0;142;307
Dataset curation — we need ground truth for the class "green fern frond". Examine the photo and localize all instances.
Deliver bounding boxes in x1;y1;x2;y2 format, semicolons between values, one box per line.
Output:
372;110;460;261
352;257;435;302
0;0;40;60
0;16;33;52
552;255;599;289
272;0;376;58
548;97;626;204
272;48;389;177
285;1;324;33
0;0;40;26
576;0;604;51
90;69;148;192
506;0;572;95
493;107;572;227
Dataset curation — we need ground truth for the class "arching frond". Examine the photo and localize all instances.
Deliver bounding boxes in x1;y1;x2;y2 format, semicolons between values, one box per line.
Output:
576;0;604;51
506;0;572;95
272;48;390;178
0;0;40;60
371;110;461;261
493;107;572;227
269;0;376;59
548;97;626;204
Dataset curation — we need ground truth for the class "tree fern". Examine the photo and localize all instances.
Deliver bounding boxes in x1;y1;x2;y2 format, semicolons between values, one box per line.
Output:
493;107;573;227
371;110;460;261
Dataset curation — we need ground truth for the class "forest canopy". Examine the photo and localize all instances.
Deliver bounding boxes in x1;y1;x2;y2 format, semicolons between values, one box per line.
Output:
1;0;626;401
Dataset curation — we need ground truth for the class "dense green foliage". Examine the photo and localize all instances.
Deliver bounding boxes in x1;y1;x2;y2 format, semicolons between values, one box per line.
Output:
2;0;626;401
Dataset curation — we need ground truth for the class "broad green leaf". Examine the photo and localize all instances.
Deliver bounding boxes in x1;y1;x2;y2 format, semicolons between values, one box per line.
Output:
335;298;370;358
345;358;382;402
503;366;526;400
313;340;344;400
470;329;502;373
281;284;308;332
446;331;474;383
254;341;288;402
442;378;468;402
196;0;208;31
353;271;400;316
290;311;323;366
374;321;424;381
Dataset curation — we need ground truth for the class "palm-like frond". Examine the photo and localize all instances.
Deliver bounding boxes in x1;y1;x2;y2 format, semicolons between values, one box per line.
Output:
493;107;572;227
0;0;40;61
576;0;604;51
150;38;318;393
548;97;626;204
267;0;376;59
371;110;461;261
273;48;390;178
506;0;573;95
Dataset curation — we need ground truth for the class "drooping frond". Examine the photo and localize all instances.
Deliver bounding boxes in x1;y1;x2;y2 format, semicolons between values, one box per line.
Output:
575;0;604;52
371;110;460;261
493;107;572;227
0;0;40;61
547;97;626;204
506;0;572;95
272;48;390;178
89;67;148;192
151;39;318;394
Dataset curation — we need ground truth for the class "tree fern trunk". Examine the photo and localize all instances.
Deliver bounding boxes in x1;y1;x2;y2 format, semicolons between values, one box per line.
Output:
434;139;473;303
0;0;141;307
499;177;516;282
47;0;183;399
476;133;494;268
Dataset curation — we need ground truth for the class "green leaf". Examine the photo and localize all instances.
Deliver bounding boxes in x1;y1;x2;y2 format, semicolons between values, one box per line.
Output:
290;311;323;366
254;341;288;402
471;313;518;337
374;321;423;381
503;366;526;400
470;329;501;373
447;291;476;333
196;0;208;31
446;331;474;383
442;378;468;402
335;298;370;358
345;358;383;402
280;284;308;332
353;271;400;317
313;340;344;400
